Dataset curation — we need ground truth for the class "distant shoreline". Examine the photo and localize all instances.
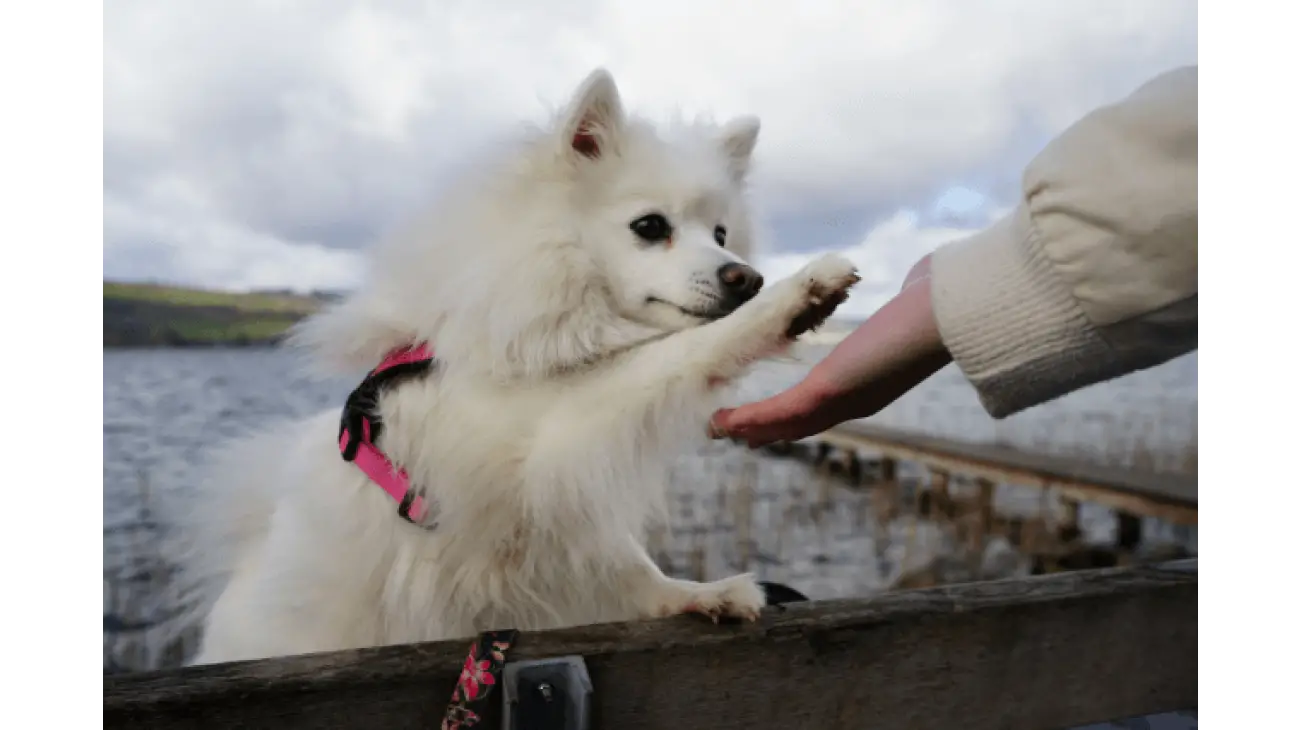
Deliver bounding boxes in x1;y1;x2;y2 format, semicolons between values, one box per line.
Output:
103;281;325;349
103;340;288;351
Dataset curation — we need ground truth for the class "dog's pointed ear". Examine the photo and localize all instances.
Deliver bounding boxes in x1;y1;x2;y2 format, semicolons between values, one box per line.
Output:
719;116;761;181
560;68;625;161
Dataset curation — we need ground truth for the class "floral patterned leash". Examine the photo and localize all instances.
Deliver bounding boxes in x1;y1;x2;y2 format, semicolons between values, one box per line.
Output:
442;629;519;729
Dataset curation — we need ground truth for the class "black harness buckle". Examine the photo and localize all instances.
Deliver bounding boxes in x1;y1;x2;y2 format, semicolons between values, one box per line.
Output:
338;379;382;463
337;355;439;524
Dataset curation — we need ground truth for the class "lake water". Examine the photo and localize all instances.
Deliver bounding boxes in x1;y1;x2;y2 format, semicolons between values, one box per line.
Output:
103;346;1197;727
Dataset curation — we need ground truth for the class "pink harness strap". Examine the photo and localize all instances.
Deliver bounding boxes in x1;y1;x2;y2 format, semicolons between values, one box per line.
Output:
337;343;435;526
375;344;435;370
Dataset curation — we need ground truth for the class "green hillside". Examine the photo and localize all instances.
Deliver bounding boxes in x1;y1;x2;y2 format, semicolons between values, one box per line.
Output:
104;281;328;348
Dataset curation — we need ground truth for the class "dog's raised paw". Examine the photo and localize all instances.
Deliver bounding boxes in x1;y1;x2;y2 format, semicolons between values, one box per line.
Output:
680;573;767;624
799;254;860;292
786;255;860;338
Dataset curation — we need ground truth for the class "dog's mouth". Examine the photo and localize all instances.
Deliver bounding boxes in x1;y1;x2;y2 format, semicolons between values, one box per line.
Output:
646;296;733;322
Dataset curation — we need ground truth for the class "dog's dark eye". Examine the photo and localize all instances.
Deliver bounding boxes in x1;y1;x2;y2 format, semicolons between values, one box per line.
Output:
714;225;727;247
630;213;673;243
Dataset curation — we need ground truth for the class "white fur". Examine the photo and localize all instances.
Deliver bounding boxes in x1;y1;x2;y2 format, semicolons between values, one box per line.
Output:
174;69;859;664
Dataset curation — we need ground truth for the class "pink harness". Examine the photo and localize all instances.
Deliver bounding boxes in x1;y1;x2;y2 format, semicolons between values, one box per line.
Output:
337;343;437;526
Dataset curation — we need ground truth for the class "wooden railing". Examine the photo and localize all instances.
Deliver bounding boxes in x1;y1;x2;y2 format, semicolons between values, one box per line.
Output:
812;423;1197;524
104;559;1197;730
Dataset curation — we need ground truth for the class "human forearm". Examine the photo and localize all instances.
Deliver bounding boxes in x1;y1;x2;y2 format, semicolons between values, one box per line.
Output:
801;274;950;412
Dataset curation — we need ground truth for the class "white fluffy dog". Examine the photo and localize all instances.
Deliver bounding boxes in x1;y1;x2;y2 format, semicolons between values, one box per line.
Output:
178;69;859;665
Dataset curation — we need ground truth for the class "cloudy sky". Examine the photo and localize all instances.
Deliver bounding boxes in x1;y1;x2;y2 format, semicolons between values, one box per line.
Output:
104;0;1196;318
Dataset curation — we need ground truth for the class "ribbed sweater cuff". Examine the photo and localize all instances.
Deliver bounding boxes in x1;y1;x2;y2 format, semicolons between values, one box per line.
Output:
929;206;1121;418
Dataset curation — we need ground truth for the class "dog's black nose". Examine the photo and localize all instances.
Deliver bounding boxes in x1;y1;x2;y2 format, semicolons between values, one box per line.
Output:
717;263;764;302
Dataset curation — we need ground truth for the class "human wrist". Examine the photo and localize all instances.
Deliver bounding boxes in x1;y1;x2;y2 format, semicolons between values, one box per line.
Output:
803;276;950;413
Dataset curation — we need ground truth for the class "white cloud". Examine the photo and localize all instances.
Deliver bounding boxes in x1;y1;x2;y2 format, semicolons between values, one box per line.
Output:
103;0;1196;293
103;191;364;294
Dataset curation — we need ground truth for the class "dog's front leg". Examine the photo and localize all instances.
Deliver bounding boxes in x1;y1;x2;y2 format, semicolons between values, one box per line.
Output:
617;543;767;623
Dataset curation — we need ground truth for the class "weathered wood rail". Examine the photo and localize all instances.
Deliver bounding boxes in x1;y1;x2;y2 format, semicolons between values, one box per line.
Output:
104;559;1196;730
814;423;1197;524
755;422;1198;584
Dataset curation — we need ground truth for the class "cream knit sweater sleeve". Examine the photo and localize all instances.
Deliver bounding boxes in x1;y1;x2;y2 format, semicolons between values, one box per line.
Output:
929;66;1197;419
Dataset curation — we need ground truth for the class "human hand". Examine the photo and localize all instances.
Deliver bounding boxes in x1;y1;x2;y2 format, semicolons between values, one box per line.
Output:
708;256;951;447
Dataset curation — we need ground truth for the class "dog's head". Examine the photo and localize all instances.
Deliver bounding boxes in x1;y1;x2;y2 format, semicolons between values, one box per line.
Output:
556;70;765;331
293;69;767;379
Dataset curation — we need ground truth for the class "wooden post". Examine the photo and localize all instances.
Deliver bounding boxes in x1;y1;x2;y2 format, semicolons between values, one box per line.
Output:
935;469;952;517
1003;517;1027;549
814;456;837;523
873;458;899;525
881;458;898;514
1058;497;1082;543
732;461;756;572
733;490;754;571
929;469;953;532
1022;517;1042;557
903;473;925;568
968;478;996;577
1026;488;1051;557
846;451;863;484
872;457;899;571
1116;511;1143;554
826;447;845;476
